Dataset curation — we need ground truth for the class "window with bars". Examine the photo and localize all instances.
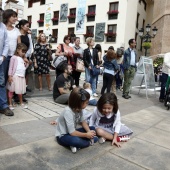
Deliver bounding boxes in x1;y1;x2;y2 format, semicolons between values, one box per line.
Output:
108;2;119;20
28;0;33;8
106;25;117;42
40;13;44;20
68;28;75;36
87;5;96;22
40;0;45;5
39;30;43;34
52;29;58;43
27;16;32;27
70;8;76;16
68;8;76;23
54;11;59;18
136;13;140;29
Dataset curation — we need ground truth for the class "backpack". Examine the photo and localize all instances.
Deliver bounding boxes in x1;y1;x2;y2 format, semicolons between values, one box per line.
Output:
53;44;67;69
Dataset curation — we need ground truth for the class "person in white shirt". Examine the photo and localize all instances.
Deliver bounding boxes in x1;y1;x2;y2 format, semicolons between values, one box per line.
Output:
89;93;133;147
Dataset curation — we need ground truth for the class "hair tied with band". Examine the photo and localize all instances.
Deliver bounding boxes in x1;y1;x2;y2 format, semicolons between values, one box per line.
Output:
79;89;87;101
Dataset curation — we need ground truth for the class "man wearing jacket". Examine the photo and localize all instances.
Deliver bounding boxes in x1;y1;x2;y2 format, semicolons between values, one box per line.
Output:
122;39;137;99
0;7;14;116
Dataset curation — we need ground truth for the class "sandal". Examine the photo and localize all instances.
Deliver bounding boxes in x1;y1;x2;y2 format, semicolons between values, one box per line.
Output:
48;87;52;91
39;88;43;91
117;135;130;142
9;105;14;110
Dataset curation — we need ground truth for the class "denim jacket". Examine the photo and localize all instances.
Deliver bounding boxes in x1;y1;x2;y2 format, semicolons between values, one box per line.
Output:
123;48;137;70
103;55;119;71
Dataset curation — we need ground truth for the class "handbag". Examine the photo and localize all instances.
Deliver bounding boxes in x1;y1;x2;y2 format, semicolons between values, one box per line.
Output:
76;59;85;72
53;44;67;68
90;66;100;76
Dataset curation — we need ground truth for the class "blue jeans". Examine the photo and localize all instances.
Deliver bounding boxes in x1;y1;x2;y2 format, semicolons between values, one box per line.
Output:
89;99;97;106
0;62;8;110
56;126;95;148
3;56;12;85
159;73;168;99
85;67;96;94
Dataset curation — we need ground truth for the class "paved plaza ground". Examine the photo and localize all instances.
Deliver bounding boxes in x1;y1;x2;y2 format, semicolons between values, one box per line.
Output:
0;76;170;170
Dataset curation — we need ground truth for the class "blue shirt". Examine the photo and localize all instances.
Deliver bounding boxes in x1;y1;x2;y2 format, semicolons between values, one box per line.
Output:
0;23;9;58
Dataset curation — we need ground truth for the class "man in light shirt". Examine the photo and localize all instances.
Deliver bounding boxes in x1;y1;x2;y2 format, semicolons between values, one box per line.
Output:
122;39;137;99
0;7;14;116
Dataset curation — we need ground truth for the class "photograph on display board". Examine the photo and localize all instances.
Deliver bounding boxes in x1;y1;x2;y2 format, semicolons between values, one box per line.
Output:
60;3;68;22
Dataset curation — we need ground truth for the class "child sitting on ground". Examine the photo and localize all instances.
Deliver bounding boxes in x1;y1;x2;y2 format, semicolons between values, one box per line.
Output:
55;88;98;153
83;82;98;106
89;93;133;147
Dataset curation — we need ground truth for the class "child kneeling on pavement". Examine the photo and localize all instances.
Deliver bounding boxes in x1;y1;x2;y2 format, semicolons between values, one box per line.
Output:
55;87;98;153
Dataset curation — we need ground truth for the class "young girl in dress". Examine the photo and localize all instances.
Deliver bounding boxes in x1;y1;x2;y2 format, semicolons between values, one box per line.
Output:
55;87;98;153
7;43;29;109
89;93;133;147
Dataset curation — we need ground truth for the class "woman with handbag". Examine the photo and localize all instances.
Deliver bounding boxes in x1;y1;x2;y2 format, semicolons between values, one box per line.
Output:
71;37;84;87
55;35;74;77
33;33;52;91
83;37;99;97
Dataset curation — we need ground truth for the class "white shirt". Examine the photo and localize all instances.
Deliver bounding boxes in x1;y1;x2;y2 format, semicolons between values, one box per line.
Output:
162;52;170;75
130;48;136;66
7;27;20;56
85;88;94;100
14;57;26;77
90;49;93;65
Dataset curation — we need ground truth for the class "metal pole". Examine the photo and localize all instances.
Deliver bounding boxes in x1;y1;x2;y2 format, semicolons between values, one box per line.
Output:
145;48;147;56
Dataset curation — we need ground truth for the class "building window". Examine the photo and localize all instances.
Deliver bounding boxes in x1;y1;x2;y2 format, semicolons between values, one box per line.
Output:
68;27;75;36
84;26;94;38
52;11;59;25
51;29;58;43
27;16;32;28
105;25;117;42
86;5;96;22
40;0;45;5
68;8;76;23
39;30;43;34
108;2;119;20
139;0;147;10
28;0;33;8
136;13;140;29
38;13;44;27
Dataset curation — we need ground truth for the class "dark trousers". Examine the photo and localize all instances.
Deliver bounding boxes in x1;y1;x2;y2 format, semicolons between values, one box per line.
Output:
56;126;95;148
72;70;81;87
101;73;114;94
159;73;168;99
3;56;12;85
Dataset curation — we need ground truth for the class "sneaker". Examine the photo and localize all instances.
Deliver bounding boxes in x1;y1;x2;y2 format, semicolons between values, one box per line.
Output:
98;137;106;144
93;93;98;97
0;107;14;116
21;104;28;109
9;105;14;110
117;136;130;142
70;146;77;153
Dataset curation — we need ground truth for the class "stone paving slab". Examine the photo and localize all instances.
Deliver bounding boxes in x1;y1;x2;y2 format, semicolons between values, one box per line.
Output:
0;128;20;151
122;107;168;126
155;118;170;132
111;138;170;170
0;107;38;126
0;146;53;170
72;152;145;170
137;127;170;150
24;137;115;170
1;120;55;144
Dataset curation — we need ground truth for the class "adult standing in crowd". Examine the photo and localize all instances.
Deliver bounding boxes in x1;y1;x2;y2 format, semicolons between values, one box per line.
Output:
55;35;74;77
159;52;170;102
0;7;14;116
33;33;52;91
3;9;19;85
16;19;33;92
53;63;75;104
101;49;119;94
83;37;99;97
122;39;137;99
95;44;102;86
71;37;84;87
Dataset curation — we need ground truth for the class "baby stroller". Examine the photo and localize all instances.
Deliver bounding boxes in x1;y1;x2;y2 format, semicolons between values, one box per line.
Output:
164;77;170;110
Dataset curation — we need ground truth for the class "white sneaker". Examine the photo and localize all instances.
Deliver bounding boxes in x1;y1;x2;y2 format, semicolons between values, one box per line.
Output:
70;146;77;153
21;104;28;109
93;93;98;97
9;105;14;110
98;137;106;144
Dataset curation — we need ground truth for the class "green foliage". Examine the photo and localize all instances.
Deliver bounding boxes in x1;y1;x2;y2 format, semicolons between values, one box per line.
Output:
142;42;152;48
153;57;163;67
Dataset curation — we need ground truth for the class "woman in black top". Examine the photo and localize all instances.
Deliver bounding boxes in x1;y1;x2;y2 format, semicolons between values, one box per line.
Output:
83;37;99;97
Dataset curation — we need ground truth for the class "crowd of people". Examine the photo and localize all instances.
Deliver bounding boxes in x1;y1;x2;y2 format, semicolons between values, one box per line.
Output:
0;8;167;154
